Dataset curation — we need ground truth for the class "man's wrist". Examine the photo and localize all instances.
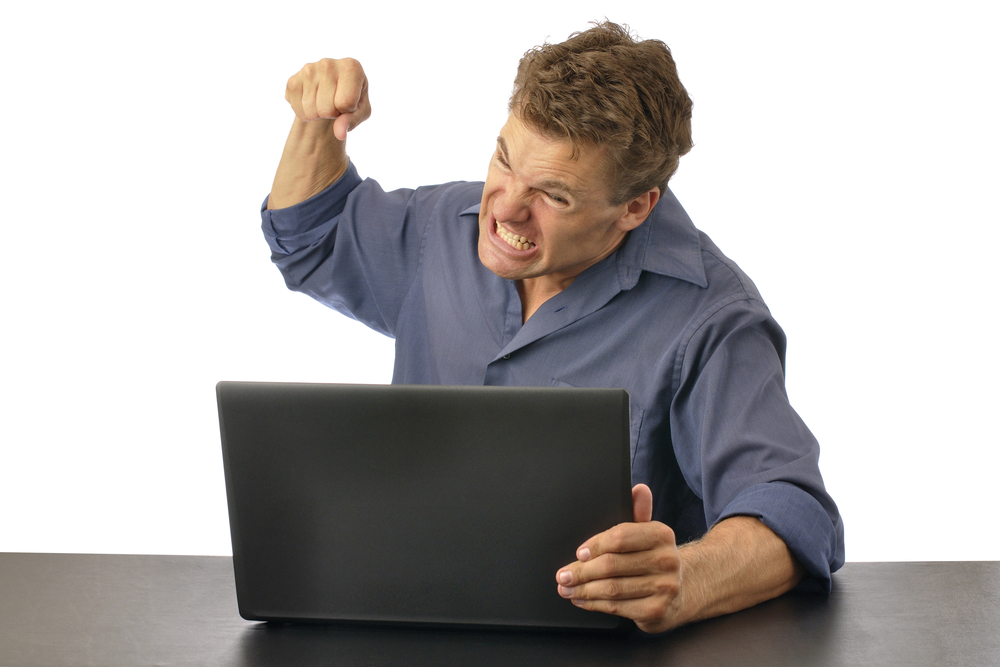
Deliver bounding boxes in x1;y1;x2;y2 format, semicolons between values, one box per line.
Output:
268;118;349;210
673;516;803;627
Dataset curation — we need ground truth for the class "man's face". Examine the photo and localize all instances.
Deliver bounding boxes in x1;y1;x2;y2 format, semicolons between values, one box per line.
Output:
477;114;631;290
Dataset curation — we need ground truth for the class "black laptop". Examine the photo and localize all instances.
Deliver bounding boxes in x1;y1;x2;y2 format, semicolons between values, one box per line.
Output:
216;381;632;631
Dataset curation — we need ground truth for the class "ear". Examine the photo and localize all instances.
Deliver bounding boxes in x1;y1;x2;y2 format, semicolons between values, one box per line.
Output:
614;187;661;233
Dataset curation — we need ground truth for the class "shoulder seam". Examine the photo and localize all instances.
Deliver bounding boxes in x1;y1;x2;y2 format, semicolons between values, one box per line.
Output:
700;246;760;303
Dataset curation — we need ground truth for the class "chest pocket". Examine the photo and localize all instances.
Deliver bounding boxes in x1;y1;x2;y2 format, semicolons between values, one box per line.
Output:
551;378;645;469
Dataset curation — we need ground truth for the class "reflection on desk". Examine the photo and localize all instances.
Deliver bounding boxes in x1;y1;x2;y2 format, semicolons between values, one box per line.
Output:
0;553;997;666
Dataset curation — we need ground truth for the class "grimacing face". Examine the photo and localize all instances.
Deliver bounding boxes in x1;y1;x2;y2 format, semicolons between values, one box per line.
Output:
477;114;642;294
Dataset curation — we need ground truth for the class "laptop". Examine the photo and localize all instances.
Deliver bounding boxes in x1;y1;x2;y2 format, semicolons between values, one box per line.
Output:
216;381;632;631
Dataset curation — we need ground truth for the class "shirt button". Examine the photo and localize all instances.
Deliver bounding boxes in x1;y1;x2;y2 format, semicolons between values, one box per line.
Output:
503;354;511;360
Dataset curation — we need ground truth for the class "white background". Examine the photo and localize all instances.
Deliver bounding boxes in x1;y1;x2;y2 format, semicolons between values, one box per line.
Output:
1;1;997;562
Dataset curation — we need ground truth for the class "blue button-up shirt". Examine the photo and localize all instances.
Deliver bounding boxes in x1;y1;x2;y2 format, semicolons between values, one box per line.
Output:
261;163;845;590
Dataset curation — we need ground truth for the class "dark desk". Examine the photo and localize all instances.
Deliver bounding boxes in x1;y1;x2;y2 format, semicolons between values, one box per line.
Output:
1;553;997;667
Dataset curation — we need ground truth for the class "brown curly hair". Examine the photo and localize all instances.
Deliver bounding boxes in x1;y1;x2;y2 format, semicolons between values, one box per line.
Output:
509;21;694;205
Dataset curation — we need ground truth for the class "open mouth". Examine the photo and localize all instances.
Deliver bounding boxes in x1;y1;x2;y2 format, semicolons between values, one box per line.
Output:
495;220;536;251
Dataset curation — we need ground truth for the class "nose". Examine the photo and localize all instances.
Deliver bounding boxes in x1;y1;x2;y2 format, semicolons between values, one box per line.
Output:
492;183;531;224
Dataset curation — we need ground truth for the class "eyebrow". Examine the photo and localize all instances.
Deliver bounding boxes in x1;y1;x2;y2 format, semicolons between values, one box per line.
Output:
496;136;579;199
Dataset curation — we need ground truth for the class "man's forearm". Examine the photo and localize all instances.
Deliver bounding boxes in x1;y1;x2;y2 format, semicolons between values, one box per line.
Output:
673;515;804;627
267;117;348;210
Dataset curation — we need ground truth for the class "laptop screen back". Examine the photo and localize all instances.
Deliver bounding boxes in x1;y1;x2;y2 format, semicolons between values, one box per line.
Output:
217;382;632;631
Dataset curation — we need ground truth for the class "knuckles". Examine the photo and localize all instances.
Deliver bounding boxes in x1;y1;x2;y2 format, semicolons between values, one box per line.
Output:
650;521;676;545
603;579;623;599
315;100;338;118
603;525;630;552
653;576;680;599
286;57;369;121
595;553;622;578
641;600;671;627
339;57;364;78
291;58;365;89
651;549;680;574
316;58;337;76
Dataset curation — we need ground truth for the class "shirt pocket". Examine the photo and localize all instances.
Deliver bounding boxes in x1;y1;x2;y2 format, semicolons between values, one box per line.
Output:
551;378;644;468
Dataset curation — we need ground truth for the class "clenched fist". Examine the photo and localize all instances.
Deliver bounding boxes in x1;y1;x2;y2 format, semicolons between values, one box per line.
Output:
285;58;371;141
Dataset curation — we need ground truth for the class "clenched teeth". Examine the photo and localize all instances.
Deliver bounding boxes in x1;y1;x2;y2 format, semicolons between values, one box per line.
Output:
496;221;536;251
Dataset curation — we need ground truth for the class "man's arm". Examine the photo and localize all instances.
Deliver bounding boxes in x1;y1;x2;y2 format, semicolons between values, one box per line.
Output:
556;484;804;633
267;58;370;210
261;55;486;338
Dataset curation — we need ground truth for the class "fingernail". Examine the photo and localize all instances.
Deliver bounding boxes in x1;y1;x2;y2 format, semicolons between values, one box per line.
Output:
578;547;591;561
558;571;572;585
558;586;574;598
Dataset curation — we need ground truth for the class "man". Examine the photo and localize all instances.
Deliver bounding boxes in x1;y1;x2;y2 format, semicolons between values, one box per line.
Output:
261;22;844;633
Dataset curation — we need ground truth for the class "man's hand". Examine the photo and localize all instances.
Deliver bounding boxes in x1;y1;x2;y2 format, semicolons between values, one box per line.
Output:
284;58;371;141
556;484;804;633
268;58;370;210
556;484;686;632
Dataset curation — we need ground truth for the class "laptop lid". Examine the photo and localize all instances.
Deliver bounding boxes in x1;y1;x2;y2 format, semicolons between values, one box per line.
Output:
217;381;632;631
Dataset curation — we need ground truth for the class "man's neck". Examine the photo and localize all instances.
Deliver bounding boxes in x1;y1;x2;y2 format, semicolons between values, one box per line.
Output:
515;235;630;323
516;277;569;324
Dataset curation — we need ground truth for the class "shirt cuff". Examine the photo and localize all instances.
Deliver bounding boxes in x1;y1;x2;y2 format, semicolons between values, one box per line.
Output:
715;481;843;593
260;162;363;253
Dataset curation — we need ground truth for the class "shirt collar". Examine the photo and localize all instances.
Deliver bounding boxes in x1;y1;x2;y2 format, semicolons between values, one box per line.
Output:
616;187;708;289
459;186;707;290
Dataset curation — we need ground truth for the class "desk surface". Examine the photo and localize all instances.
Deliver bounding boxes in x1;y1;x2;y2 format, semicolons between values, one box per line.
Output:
0;553;997;667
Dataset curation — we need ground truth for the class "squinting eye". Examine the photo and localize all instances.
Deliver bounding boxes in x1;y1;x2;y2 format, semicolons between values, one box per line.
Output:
495;152;509;168
548;193;566;204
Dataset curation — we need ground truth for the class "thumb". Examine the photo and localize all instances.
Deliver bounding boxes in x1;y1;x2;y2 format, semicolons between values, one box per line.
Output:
333;112;354;141
632;483;652;522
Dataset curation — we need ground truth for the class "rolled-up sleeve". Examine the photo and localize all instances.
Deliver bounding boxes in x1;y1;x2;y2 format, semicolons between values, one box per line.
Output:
262;163;365;255
670;296;845;592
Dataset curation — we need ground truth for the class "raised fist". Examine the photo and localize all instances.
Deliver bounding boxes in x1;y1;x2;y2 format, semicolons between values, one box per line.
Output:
285;58;370;141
